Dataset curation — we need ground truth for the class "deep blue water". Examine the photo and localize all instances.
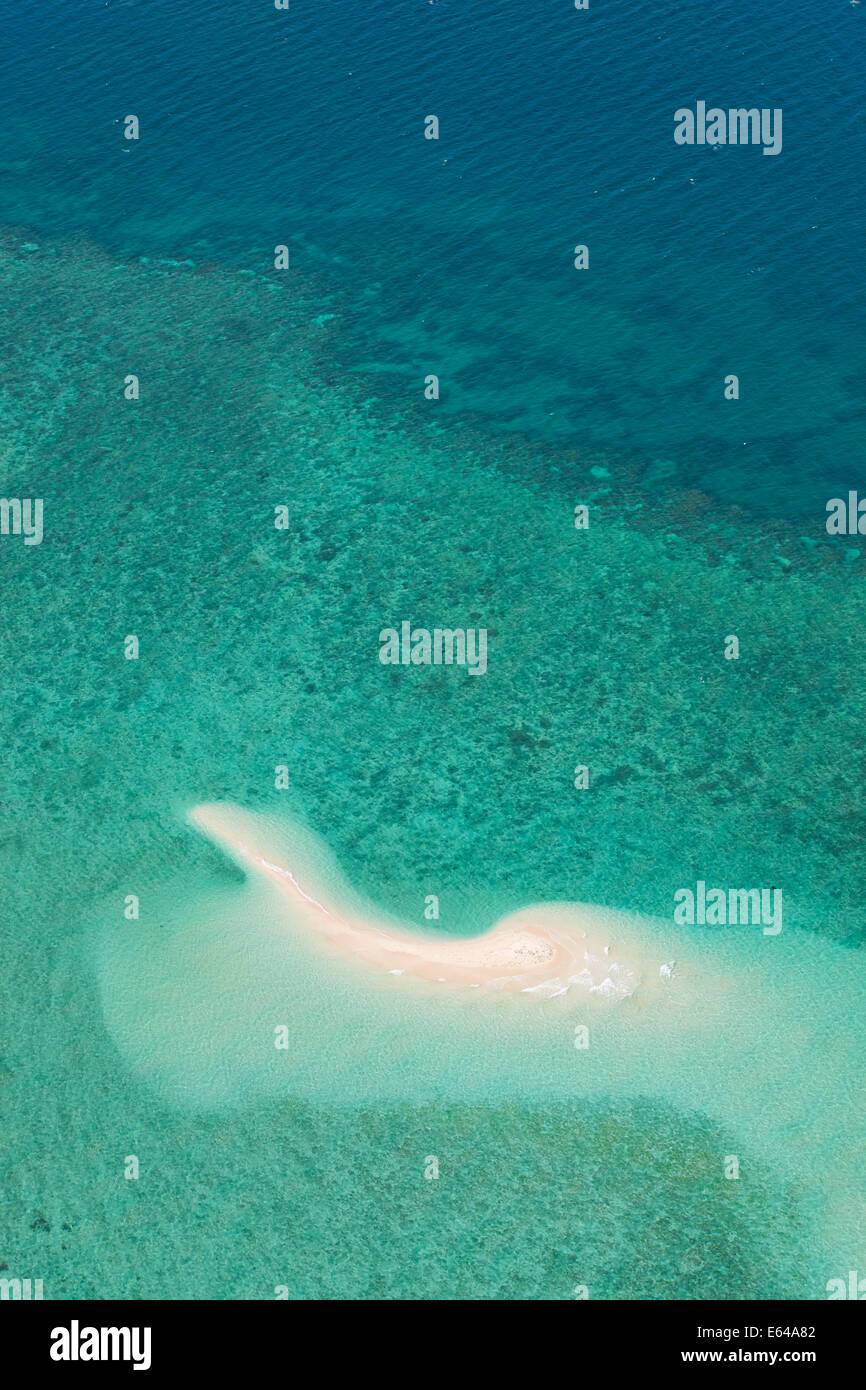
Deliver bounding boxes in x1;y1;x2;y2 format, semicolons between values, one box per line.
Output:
0;0;863;517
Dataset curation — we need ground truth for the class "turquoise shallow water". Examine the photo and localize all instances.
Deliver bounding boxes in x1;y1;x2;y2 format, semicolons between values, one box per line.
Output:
0;231;864;1297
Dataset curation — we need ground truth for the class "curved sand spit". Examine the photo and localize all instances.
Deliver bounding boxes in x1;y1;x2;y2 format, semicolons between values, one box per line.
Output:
189;802;672;1001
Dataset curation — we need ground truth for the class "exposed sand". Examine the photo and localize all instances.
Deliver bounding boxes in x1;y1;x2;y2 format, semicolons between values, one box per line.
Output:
189;802;671;1001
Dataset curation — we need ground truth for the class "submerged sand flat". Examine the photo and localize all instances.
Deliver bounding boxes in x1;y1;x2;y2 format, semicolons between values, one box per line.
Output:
99;799;866;1273
189;802;670;1002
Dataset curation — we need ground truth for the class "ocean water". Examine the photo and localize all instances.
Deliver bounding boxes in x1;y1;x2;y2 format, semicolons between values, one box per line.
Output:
0;1;864;1300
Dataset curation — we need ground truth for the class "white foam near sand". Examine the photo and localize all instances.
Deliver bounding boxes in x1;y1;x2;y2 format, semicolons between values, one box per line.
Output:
95;800;866;1275
187;802;662;1003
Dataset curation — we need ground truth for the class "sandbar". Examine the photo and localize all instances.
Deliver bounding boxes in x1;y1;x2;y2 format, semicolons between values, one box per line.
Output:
189;802;672;1002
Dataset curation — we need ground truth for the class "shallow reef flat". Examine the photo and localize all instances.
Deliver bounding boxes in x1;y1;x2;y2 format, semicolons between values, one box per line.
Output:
0;232;863;1299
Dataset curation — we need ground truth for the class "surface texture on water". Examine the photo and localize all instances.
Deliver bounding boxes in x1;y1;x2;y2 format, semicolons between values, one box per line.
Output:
0;0;864;1300
1;0;864;515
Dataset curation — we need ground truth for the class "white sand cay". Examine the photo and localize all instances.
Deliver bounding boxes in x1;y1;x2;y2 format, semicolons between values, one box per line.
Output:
96;800;866;1271
188;801;664;1001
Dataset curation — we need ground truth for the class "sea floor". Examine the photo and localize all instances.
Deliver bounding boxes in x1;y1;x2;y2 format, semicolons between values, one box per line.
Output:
1;231;863;1298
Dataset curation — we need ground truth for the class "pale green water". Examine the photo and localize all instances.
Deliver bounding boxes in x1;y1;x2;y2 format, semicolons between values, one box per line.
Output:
1;232;864;1299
